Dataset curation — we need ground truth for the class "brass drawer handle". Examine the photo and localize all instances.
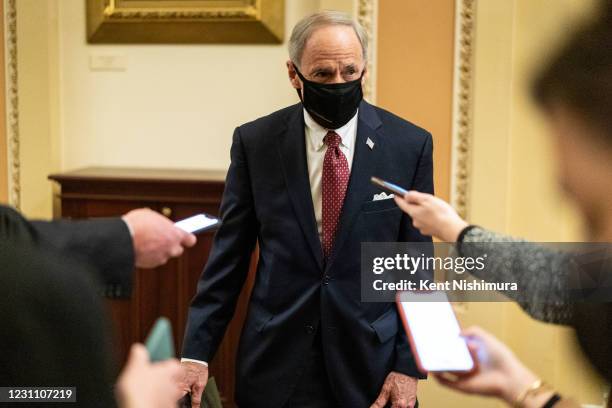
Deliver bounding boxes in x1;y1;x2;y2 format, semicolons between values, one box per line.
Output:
161;207;172;218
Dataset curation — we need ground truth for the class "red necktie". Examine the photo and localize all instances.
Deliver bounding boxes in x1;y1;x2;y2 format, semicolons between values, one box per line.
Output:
321;131;350;260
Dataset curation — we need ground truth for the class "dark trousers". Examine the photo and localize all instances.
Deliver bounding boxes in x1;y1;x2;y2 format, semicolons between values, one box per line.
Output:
283;330;420;408
284;330;337;408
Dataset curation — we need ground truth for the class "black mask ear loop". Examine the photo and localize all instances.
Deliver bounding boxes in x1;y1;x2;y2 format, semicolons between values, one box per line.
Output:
292;63;306;101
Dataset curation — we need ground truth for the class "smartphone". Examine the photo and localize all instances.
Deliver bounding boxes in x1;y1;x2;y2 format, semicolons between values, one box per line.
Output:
175;213;219;234
145;317;175;362
396;291;475;373
371;176;409;197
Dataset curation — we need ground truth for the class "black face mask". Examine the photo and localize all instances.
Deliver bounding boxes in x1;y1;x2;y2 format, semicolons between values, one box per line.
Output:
294;64;364;129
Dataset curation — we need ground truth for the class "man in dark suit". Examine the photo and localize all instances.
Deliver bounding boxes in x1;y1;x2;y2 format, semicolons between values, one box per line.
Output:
181;11;433;408
0;205;196;295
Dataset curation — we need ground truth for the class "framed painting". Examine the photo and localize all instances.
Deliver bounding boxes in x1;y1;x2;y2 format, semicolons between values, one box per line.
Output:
86;0;285;44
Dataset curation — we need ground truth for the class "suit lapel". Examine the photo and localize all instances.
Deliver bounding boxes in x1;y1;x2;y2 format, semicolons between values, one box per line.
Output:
277;104;324;271
325;101;383;272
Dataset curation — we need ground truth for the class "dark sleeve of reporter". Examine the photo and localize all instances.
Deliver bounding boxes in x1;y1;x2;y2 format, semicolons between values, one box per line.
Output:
0;241;118;407
0;205;134;297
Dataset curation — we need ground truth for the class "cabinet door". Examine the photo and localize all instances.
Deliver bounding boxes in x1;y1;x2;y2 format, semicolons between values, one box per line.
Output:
60;198;146;364
60;195;254;408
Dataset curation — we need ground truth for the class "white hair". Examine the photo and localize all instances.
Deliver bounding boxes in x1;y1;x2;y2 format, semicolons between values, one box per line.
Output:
288;10;368;68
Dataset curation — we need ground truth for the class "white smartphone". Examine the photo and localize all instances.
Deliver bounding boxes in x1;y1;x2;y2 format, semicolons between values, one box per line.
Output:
396;291;475;373
174;213;220;234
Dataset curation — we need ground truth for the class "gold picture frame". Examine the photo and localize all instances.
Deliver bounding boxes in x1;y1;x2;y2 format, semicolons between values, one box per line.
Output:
86;0;285;44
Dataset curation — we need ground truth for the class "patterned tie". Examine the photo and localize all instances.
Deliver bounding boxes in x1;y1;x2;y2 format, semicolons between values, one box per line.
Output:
321;131;350;260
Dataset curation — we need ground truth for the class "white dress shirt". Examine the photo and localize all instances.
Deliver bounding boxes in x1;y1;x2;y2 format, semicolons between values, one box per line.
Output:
181;109;359;367
304;109;358;239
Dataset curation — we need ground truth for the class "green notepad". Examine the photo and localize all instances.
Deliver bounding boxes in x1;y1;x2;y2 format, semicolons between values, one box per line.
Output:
144;317;175;362
201;377;223;408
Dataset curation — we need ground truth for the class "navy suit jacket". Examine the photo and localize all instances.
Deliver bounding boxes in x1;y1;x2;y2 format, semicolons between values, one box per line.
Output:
182;101;434;407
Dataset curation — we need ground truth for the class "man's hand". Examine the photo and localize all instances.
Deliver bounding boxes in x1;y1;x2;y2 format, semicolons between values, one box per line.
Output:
370;371;418;408
180;361;209;408
116;344;184;408
122;208;197;269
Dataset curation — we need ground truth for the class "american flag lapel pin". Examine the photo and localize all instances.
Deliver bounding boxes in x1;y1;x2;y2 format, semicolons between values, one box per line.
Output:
366;137;375;150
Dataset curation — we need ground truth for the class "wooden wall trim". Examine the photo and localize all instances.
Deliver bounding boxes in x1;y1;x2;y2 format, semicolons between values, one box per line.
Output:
0;0;6;203
4;0;18;209
357;0;377;103
450;0;476;219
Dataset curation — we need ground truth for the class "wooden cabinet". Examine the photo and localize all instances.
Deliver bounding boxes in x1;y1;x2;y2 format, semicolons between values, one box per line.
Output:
49;167;254;408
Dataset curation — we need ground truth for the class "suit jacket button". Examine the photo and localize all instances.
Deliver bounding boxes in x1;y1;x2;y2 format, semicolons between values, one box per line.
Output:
305;324;315;334
323;275;331;285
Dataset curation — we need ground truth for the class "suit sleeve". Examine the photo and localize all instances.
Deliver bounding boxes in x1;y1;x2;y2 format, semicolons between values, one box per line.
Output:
0;205;135;297
31;218;134;297
182;127;258;362
394;132;434;378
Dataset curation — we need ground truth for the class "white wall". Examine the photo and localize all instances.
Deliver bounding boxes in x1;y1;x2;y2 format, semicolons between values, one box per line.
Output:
17;0;355;217
58;0;327;172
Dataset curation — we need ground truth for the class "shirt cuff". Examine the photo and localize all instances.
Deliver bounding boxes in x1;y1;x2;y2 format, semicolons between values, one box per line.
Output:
121;217;134;238
181;358;208;367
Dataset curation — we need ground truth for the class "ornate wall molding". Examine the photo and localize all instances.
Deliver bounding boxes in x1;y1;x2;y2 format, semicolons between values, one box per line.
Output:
4;0;19;209
450;0;476;219
102;0;258;20
356;0;377;103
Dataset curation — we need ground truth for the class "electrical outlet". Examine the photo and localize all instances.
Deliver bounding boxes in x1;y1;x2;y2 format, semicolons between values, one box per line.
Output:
89;54;127;71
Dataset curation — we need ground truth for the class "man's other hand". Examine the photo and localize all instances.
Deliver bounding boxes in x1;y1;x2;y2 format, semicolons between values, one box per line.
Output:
179;361;209;408
122;208;197;269
370;371;418;408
